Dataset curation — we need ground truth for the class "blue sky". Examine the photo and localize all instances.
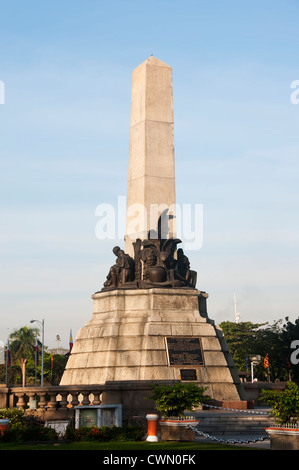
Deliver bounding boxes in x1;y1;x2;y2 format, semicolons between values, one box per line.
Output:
0;0;299;348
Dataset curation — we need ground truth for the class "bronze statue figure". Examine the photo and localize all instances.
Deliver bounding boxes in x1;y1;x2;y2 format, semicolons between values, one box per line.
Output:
100;210;197;291
101;240;197;291
103;246;135;289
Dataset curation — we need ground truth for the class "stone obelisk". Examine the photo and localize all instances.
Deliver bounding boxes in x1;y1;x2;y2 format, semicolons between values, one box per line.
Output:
125;57;176;257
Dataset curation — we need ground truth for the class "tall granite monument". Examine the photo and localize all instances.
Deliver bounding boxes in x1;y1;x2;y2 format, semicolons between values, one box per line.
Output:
60;57;246;407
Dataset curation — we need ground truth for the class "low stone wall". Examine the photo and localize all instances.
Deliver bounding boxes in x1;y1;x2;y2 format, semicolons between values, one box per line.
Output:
0;381;162;423
159;419;199;441
243;382;287;405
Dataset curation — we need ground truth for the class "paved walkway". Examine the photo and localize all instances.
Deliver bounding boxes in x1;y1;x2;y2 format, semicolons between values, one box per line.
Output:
195;434;270;449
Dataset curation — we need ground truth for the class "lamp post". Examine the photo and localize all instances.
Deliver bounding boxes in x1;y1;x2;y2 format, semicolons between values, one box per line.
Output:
250;354;261;383
56;334;60;354
30;319;44;387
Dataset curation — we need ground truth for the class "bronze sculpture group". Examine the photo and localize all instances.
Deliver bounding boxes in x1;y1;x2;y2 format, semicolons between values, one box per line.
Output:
102;237;197;291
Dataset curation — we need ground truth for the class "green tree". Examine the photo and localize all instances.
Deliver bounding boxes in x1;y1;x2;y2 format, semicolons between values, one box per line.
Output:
1;326;69;386
253;320;289;382
219;321;264;371
20;351;68;385
44;352;68;385
148;382;209;417
9;326;39;387
220;318;299;384
261;382;299;425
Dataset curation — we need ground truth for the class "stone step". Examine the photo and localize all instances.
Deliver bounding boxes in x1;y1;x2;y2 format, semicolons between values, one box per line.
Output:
193;410;275;435
198;420;274;427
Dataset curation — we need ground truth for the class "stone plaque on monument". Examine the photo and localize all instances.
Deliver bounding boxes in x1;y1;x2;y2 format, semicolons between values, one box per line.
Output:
180;369;198;381
165;337;204;366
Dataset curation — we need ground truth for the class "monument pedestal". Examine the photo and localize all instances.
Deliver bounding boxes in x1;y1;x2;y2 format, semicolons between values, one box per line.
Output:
60;288;245;404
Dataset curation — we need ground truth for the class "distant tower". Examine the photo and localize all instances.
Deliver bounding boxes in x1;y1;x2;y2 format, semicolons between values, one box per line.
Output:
234;293;240;323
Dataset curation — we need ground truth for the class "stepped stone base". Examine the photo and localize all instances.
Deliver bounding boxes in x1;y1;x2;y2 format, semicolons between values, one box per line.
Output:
60;288;245;403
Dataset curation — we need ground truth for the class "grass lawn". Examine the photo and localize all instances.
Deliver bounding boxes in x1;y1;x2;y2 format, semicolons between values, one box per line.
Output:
0;440;259;451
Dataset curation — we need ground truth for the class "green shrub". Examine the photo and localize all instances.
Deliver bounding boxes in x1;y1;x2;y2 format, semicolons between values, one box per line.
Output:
21;423;58;441
0;408;58;442
65;425;144;442
260;382;299;426
0;408;26;426
0;408;26;440
147;382;210;417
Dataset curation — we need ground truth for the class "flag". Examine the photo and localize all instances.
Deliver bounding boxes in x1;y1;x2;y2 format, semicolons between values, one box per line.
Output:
51;354;54;370
69;329;73;354
7;339;11;367
35;335;39;364
264;353;269;368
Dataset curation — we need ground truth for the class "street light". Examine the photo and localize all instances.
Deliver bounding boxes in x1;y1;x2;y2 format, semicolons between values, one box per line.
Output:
250;354;261;383
30;319;44;387
56;334;60;354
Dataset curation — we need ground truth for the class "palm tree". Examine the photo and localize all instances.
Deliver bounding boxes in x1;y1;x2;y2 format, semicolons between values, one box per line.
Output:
9;326;39;387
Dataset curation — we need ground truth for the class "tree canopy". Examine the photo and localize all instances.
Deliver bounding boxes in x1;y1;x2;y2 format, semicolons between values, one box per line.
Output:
9;326;39;387
0;326;68;386
219;317;299;384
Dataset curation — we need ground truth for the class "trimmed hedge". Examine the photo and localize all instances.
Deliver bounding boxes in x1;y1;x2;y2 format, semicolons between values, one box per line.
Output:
260;382;299;426
0;409;144;442
65;425;144;442
0;408;58;442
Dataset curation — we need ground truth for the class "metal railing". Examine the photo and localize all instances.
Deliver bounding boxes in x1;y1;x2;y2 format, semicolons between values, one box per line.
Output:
273;422;299;429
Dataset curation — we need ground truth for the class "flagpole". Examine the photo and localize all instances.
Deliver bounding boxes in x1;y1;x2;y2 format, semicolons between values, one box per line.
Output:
34;335;37;386
50;354;53;383
34;346;36;386
41;319;44;386
69;329;73;354
5;344;8;386
5;339;11;386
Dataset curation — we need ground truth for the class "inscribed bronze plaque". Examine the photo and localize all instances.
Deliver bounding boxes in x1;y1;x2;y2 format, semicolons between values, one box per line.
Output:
165;337;204;366
180;369;198;381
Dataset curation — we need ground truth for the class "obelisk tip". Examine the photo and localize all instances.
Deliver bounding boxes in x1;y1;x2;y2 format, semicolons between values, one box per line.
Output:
145;55;171;68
